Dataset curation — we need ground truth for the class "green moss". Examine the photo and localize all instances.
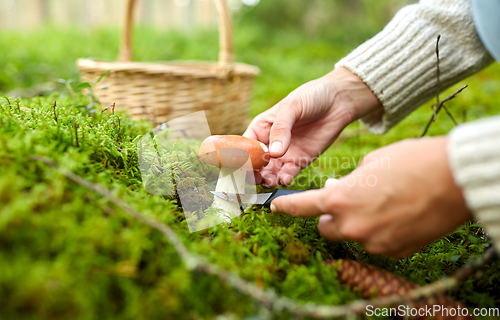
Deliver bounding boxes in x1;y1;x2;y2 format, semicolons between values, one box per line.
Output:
1;90;499;319
0;94;359;319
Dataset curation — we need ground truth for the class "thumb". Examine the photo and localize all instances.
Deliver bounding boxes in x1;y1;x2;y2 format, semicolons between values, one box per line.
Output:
268;102;300;157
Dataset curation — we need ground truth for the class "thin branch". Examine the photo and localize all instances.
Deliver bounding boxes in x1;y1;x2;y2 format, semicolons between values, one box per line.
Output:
101;103;116;114
423;34;460;135
442;105;458;126
435;35;441;109
5;96;11;108
31;155;498;318
32;156;194;264
439;84;468;105
53;100;58;123
74;120;79;148
2;97;13;117
420;85;468;137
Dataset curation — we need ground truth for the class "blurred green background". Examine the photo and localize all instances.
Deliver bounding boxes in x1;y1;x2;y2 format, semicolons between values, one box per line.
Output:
0;0;413;117
1;0;498;136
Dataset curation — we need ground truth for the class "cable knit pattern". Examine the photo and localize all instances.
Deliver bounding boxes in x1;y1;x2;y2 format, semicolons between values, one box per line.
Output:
335;0;493;134
448;117;500;248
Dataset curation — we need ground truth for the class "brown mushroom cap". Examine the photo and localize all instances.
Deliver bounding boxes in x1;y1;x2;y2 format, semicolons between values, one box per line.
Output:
198;135;270;170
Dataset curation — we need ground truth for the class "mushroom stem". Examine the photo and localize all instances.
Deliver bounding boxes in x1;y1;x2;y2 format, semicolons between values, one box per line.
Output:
212;167;246;219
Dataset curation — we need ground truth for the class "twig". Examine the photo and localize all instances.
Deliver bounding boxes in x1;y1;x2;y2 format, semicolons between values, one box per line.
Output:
53;101;58;123
4;96;11;108
2;97;13;116
435;35;441;109
32;156;194;263
74;120;79;148
31;155;498;318
442;105;458;126
102;103;116;114
422;35;463;137
451;246;497;280
436;84;468;106
420;85;468;137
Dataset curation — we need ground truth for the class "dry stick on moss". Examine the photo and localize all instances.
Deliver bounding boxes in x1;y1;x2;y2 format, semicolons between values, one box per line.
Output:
2;97;13;117
31;155;498;318
5;96;11;108
53;101;58;123
74;120;79;148
102;103;116;114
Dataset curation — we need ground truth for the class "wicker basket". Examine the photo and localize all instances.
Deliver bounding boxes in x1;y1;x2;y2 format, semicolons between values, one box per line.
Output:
77;0;259;134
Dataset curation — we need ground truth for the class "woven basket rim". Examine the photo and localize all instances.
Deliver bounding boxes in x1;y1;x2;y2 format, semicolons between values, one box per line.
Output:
77;58;260;78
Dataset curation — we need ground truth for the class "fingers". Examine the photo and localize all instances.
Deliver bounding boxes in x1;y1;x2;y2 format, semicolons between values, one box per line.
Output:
324;178;340;187
259;159;283;188
317;214;343;241
262;174;278;188
277;162;302;186
277;173;295;186
269;102;299;158
259;161;302;188
242;118;260;141
243;113;273;145
270;188;328;218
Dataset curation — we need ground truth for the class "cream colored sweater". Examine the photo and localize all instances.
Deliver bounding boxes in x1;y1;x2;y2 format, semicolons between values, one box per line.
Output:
336;0;500;249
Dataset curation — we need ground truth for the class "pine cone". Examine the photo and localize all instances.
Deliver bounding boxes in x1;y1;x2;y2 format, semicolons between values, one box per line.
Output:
326;259;471;320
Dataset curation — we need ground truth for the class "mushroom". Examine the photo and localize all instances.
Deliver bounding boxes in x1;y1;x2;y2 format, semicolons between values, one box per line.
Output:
198;135;270;217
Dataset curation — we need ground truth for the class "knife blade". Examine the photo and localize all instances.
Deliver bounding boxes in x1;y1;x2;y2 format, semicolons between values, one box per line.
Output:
210;189;306;207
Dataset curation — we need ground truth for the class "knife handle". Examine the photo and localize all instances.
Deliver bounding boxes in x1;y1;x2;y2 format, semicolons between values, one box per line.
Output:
262;189;307;207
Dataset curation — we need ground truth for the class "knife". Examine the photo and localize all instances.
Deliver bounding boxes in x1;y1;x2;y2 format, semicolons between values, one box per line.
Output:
210;189;306;207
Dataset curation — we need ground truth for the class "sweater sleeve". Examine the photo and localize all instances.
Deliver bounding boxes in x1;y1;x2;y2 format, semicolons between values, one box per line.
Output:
335;0;493;134
448;116;500;250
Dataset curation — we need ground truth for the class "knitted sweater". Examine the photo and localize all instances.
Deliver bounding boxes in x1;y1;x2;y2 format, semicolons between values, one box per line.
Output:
335;0;500;249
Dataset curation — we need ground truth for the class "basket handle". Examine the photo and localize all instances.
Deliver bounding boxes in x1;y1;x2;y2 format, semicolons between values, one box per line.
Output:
118;0;235;67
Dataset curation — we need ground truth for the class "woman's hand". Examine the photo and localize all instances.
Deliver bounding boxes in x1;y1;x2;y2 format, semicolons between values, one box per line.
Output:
243;67;382;187
269;137;473;258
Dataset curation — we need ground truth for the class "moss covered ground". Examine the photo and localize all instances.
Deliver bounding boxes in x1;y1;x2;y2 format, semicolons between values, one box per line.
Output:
1;10;500;319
